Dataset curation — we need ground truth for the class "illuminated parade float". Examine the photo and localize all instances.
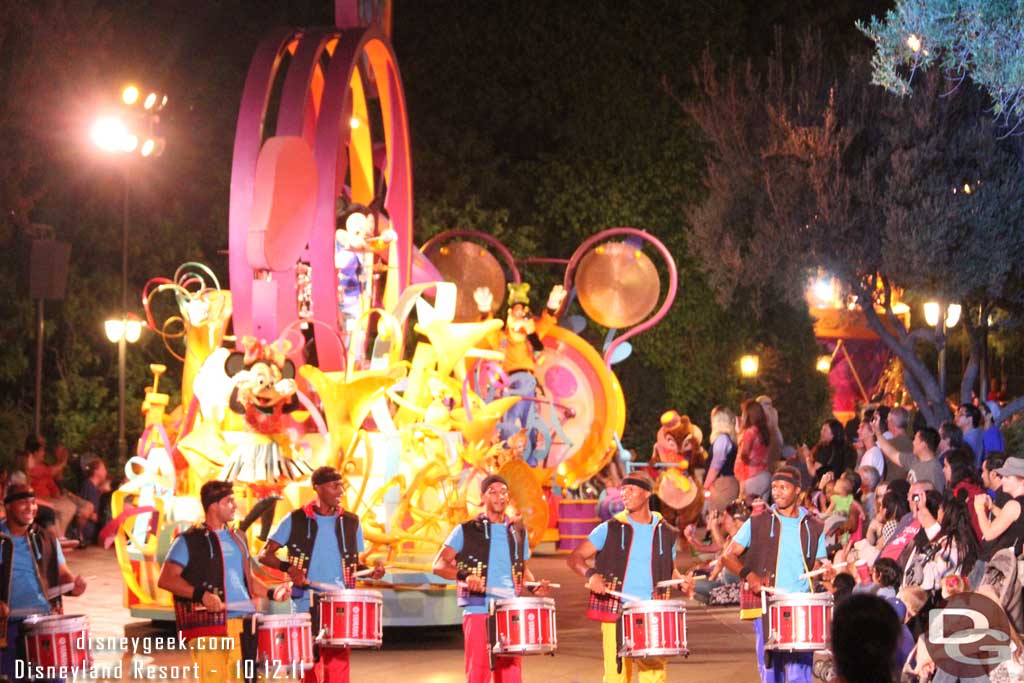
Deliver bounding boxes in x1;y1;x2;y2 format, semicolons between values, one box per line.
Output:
110;0;677;627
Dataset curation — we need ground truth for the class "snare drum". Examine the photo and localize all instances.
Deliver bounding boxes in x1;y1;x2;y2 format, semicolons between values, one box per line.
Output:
256;613;314;670
765;592;833;651
316;590;383;648
618;600;688;658
23;614;92;669
491;597;557;655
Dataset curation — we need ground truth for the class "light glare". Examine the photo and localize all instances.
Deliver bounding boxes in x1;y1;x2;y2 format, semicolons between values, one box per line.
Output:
122;85;140;105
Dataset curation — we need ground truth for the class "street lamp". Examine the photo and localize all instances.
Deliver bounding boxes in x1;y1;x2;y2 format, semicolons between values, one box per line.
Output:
924;300;961;397
92;83;166;467
740;354;760;378
105;315;142;468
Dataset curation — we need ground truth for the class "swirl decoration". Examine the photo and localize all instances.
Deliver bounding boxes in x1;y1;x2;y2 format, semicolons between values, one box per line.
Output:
228;22;413;371
142;261;227;361
563;228;679;368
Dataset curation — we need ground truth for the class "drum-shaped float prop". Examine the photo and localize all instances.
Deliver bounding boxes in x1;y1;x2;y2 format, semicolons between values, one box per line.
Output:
575;242;660;329
423;241;506;322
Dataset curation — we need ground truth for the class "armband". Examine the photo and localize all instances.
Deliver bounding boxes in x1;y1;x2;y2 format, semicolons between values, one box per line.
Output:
456;569;470;582
585;568;598;579
279;561;292;572
192;586;206;603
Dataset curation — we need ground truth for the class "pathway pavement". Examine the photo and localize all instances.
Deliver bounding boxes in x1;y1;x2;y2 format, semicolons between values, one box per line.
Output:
51;545;761;682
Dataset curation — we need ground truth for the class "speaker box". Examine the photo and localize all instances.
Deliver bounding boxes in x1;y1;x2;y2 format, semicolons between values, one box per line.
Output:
28;240;71;300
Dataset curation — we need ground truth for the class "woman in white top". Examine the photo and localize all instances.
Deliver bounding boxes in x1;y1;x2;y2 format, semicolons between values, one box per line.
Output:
856;418;886;479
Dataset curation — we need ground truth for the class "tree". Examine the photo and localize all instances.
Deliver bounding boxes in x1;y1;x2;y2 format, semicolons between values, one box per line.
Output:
859;0;1024;129
684;33;1024;427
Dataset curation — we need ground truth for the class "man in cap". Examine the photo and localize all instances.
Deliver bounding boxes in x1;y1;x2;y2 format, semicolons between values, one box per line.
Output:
433;474;550;683
259;466;384;683
567;470;692;683
720;466;832;683
0;484;87;679
159;480;288;683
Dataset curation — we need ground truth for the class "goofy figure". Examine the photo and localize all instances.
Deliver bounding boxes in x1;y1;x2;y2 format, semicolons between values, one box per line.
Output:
475;283;567;466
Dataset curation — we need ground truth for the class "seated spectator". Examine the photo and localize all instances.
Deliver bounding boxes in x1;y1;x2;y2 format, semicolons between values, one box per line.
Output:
983;451;1009;507
685;501;748;604
972;456;1024;587
944;447;986;541
831;594;902;682
24;437;93;539
875;421;945;493
78;457;111;545
903;493;979;610
981;400;1005;454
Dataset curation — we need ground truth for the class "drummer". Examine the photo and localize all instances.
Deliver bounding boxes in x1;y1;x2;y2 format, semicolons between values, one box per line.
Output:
720;466;832;683
567;471;693;683
0;484;87;680
432;474;550;683
258;466;384;683
159;480;289;683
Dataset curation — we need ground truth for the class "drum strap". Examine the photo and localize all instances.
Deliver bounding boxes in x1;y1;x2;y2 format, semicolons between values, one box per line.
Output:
487;600;496;671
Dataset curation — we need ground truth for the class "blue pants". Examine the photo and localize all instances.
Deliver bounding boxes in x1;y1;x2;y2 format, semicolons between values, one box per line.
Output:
754;618;813;683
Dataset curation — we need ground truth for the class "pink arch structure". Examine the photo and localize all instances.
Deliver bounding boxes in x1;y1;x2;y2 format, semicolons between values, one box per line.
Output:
228;15;412;371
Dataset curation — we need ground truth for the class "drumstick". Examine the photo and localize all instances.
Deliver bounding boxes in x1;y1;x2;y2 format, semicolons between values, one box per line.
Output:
655;579;690;589
798;561;849;580
759;585;787;595
605;588;645;602
354;567;382;578
524;581;560;589
45;582;76;599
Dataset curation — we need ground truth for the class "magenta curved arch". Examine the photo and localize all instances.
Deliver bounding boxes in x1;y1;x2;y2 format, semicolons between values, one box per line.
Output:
228;26;414;371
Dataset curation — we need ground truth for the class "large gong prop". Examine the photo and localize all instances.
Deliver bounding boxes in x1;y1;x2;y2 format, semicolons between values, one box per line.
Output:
575;242;660;329
424;241;506;322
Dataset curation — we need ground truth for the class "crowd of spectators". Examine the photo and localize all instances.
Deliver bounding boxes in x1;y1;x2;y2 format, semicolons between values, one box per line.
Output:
679;394;1024;682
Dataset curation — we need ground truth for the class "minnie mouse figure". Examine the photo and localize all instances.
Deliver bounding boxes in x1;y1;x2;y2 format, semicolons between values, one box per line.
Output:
218;336;314;483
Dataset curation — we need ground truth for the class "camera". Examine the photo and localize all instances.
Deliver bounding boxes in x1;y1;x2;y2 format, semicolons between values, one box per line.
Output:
912;494;921;502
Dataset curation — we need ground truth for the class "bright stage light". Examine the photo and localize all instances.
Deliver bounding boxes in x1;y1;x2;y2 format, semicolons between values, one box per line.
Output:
816;355;832;374
924;301;940;327
91;116;130;153
122;85;140;105
144;92;158;110
141;139;155;157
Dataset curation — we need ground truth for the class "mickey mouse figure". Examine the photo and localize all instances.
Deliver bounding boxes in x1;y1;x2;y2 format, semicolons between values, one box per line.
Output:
219;336;314;483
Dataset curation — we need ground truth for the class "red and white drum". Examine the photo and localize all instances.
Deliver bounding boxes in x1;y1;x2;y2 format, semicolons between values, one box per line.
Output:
618;600;688;658
765;592;833;651
23;614;92;669
316;589;383;648
256;613;314;670
492;597;557;655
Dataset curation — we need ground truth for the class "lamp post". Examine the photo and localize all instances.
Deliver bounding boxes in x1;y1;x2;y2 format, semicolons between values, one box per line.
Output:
105;317;142;467
91;84;166;468
924;301;961;397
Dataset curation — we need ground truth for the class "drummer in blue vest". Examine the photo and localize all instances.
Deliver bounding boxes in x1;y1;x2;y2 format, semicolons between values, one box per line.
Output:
720;466;833;683
258;466;384;683
567;471;692;683
0;484;87;682
432;474;550;683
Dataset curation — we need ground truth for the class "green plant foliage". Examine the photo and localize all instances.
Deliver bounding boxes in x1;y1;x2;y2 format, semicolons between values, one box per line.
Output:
859;0;1024;126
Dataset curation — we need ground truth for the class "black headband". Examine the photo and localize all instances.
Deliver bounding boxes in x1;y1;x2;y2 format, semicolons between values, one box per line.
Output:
4;489;36;505
772;470;802;487
312;468;343;487
621;476;652;492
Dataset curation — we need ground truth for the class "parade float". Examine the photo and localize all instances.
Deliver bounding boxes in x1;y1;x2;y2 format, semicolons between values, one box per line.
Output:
109;0;677;626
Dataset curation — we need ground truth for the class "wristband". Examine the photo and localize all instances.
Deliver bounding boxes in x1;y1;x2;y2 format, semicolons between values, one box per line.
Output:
193;586;206;603
456;569;470;582
266;588;277;600
585;568;598;579
279;560;292;572
741;566;757;581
